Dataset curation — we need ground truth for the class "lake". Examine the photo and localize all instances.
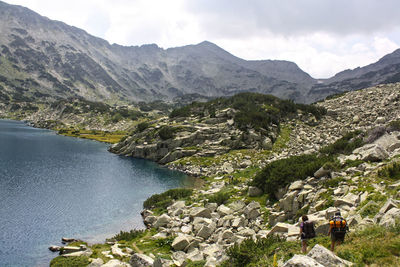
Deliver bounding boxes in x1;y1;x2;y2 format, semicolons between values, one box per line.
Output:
0;119;192;266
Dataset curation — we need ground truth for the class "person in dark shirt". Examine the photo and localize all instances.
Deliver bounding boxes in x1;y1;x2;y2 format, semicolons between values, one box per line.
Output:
299;215;315;253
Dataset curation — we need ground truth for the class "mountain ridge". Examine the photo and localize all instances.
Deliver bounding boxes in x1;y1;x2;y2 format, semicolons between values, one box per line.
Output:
1;0;400;105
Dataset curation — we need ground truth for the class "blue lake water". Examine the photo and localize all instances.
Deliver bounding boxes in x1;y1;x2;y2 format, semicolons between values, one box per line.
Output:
0;119;192;267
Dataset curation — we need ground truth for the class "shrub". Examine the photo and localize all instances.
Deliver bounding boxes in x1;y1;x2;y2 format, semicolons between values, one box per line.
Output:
169;92;326;132
158;126;175;140
378;162;400;180
111;229;145;241
143;188;193;209
322;177;346;188
207;191;230;205
252;154;332;200
136;122;149;133
320;130;364;155
388;120;400;132
111;112;123;123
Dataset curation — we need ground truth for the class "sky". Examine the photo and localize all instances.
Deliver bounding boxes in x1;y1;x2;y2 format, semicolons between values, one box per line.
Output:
3;0;400;79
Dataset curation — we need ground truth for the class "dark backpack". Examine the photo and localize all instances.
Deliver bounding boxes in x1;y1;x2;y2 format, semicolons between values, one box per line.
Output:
302;221;316;238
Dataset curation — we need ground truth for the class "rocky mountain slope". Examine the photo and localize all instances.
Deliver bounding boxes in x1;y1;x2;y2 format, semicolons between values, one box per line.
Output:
2;1;400;106
63;82;399;267
0;1;314;104
308;49;400;101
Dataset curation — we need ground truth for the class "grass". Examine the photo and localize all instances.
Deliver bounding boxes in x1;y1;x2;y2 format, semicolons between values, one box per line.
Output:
57;129;127;143
336;224;400;266
272;124;292;152
50;256;90;267
220;224;400;267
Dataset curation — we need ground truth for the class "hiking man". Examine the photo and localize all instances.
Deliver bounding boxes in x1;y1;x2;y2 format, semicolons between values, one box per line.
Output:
328;211;348;251
299;215;315;253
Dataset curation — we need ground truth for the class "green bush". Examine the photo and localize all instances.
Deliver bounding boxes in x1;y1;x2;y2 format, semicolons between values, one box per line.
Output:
252;154;332;200
378;162;400;180
207;191;230;205
322;177;346;188
111;112;123;123
111;229;145;241
169;92;326;132
158;126;176;140
388;120;400;132
136;122;149;133
320;131;364;155
50;256;90;267
143;188;193;209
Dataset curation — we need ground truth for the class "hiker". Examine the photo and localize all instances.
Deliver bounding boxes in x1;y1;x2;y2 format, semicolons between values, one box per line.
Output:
299;215;315;253
328;211;348;252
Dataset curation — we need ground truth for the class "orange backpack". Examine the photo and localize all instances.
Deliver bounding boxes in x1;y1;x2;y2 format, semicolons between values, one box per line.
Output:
330;216;347;233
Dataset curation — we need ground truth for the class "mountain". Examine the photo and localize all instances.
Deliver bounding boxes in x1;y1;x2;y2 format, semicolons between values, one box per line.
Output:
0;1;315;104
1;0;400;105
308;48;400;100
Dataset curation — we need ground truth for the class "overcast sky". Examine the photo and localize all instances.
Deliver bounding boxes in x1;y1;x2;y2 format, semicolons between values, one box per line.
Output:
4;0;400;78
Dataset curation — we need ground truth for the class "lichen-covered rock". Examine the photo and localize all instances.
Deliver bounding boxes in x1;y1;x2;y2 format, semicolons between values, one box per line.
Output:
307;244;353;266
283;254;324;267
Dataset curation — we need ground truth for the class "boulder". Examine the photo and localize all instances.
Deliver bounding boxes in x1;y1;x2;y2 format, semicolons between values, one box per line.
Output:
186;248;204;262
48;246;61;252
129;253;154;267
221;229;234;241
222;162;234;174
196;224;214;239
172;251;187;266
334;193;359;208
248;186;263;197
289;180;304;191
373;132;400;152
111;244;129;257
314;167;330;178
60;246;86;255
104;259;131;267
282;255;324;267
153;214;172;228
231;216;246;228
87;258;104;267
237;228;256;237
190;207;212;219
279;191;298;212
379;208;400;227
172;235;190;251
379;198;398;214
269;222;291;234
205;202;218;212
153;257;173;267
144;215;157;226
307;244;352;266
170;200;186;210
216;205;233;216
353;144;389;162
228;200;246;211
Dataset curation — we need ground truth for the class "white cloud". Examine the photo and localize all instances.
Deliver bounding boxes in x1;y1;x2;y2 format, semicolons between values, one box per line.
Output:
2;0;400;78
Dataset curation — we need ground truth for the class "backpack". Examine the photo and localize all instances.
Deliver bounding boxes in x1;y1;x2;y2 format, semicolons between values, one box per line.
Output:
330;216;348;233
302;221;316;238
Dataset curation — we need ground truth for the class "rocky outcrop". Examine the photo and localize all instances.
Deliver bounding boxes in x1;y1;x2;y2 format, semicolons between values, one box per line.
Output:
140;197;264;266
